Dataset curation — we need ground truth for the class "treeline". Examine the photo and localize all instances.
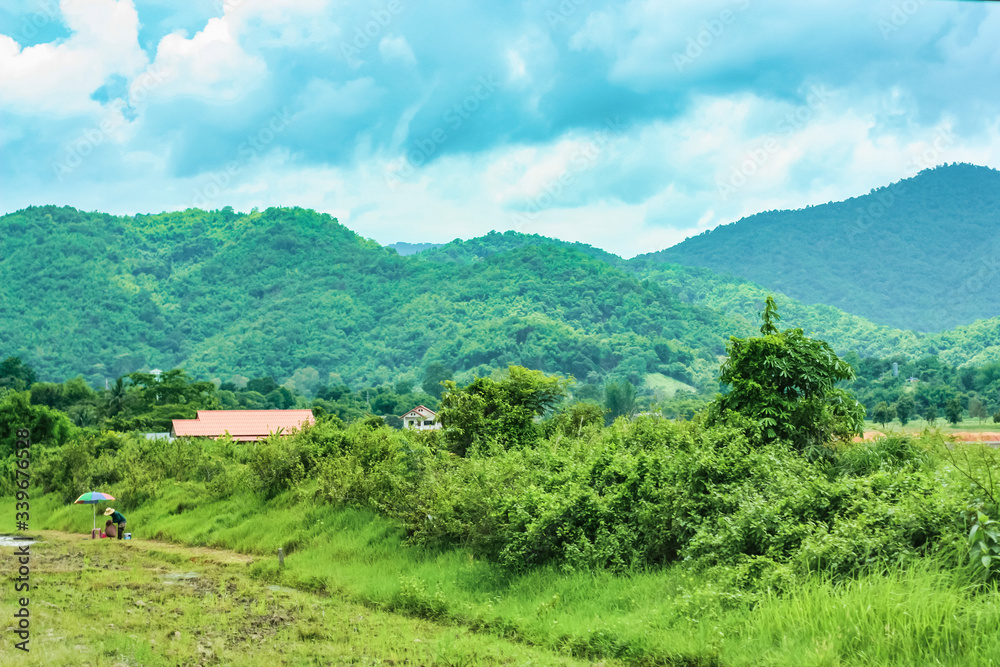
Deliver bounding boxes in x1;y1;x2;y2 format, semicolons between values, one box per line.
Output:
0;354;667;446
844;354;1000;425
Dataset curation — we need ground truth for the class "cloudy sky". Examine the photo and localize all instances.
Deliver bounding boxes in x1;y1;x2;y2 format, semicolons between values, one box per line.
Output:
1;0;998;257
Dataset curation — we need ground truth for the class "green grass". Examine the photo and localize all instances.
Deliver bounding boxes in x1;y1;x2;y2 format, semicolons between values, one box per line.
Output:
16;484;1000;666
0;530;613;665
864;419;1000;434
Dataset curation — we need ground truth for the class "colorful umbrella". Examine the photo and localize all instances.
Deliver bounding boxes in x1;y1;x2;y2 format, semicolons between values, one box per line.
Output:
74;492;116;534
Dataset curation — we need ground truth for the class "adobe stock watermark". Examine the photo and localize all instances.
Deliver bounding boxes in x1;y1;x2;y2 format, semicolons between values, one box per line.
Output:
52;63;170;181
846;124;955;244
716;84;831;201
674;0;751;73
339;1;406;63
545;0;589;28
190;108;292;208
509;116;628;230
877;0;927;40
14;0;60;43
385;75;501;190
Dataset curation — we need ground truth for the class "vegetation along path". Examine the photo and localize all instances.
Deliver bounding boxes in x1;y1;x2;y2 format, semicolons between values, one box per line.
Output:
0;531;620;666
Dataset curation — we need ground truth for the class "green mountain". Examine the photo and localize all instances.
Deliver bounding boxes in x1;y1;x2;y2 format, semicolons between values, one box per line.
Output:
636;163;1000;332
0;206;735;391
4;204;1000;395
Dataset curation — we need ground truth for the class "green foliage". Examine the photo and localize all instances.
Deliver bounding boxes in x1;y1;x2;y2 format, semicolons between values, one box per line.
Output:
872;401;895;428
712;297;864;453
0;355;37;390
603;381;637;424
544;401;605;438
438;366;569;456
0;390;73;457
894;395;915;426
968;511;1000;580
422;362;453;399
945;397;964;425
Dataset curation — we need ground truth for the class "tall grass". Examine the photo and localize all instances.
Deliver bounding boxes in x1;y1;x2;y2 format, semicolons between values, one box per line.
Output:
23;482;1000;666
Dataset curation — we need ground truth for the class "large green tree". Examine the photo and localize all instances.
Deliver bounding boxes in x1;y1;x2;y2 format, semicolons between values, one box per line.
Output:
945;397;964;425
0;391;72;457
604;381;638;424
0;356;37;391
438;366;568;456
713;296;865;453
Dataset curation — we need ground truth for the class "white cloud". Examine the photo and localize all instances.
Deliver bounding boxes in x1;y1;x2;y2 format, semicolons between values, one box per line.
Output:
379;34;415;66
0;0;146;115
140;16;266;103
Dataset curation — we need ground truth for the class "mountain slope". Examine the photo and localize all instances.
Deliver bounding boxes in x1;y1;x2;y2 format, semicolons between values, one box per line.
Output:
0;206;730;390
5;205;1000;395
635;163;1000;332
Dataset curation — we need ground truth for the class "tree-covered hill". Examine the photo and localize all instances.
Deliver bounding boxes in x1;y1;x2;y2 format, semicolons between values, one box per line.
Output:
5;204;1000;396
634;163;1000;332
0;206;733;392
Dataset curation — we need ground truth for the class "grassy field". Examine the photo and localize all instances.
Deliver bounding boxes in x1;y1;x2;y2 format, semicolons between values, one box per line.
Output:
8;485;1000;666
863;419;1000;436
643;374;696;400
0;529;621;666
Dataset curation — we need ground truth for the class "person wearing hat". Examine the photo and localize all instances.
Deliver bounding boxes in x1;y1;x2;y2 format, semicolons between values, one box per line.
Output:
104;508;127;540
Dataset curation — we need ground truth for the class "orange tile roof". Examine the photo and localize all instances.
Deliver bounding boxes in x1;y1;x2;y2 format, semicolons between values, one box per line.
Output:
171;410;315;441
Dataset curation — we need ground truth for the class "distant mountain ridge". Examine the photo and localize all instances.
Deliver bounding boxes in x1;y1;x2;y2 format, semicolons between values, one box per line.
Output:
636;163;1000;332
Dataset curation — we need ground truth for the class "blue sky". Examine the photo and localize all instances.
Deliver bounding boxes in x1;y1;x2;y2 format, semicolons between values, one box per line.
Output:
1;0;998;257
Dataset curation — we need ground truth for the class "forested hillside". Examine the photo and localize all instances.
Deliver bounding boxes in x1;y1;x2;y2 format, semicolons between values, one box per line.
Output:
4;204;1000;396
636;163;1000;332
0;206;732;392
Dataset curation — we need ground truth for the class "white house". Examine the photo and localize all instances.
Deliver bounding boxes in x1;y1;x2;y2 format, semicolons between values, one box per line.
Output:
401;405;441;430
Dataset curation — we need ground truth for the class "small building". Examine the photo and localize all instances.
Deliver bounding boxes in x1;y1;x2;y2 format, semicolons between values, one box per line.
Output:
171;409;315;442
401;405;440;431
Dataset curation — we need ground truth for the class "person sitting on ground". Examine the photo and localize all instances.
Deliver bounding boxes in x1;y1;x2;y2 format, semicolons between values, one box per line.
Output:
104;507;127;540
103;520;117;539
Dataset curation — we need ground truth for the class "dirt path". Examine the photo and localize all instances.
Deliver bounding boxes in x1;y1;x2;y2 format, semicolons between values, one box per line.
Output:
37;529;256;565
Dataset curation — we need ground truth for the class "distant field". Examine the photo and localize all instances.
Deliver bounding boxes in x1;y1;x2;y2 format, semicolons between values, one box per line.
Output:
644;372;696;399
864;418;1000;434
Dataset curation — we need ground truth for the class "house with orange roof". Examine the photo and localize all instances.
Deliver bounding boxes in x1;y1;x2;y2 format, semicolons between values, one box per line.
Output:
401;405;440;431
171;409;315;442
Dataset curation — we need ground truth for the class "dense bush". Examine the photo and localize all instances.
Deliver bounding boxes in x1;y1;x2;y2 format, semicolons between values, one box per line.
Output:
27;412;979;584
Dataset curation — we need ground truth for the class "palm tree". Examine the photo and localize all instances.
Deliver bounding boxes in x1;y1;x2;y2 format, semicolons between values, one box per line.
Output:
106;377;129;416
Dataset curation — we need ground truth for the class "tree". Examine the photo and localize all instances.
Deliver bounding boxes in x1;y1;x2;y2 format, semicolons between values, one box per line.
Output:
872;401;896;428
925;405;938;425
0;391;72;457
246;376;280;396
994;411;1000;424
969;397;987;424
105;377;130;416
945;397;964;425
604;381;638;424
894;395;915;426
438;365;568;456
712;296;865;452
422;362;453;400
0;356;37;391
